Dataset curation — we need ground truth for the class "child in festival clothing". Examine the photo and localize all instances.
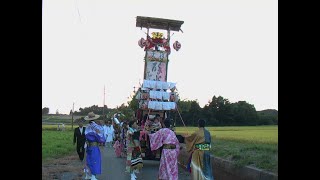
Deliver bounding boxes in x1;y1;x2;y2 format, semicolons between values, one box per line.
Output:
144;118;152;131
113;137;122;157
152;117;162;130
139;114;148;141
126;121;143;180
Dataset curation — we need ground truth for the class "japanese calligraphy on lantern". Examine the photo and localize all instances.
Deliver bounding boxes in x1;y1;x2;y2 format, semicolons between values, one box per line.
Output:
146;50;168;61
145;61;167;81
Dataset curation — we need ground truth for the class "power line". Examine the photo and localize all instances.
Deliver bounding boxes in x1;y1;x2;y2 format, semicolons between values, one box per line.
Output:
74;0;82;23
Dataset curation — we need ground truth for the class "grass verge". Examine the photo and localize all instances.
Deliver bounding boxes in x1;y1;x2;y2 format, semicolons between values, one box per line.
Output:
42;130;75;163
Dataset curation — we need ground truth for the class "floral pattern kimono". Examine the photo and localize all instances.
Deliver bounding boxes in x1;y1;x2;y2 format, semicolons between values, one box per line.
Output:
149;128;180;180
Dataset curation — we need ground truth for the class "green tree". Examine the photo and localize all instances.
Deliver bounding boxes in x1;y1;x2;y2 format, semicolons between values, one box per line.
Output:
231;101;258;126
175;99;194;126
189;100;201;126
200;104;211;125
205;96;219;125
73;105;110;116
215;96;233;125
42;107;49;115
128;92;139;113
257;109;278;125
117;103;135;120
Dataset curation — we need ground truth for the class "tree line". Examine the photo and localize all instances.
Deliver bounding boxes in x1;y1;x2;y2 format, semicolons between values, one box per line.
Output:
42;104;135;122
129;95;278;126
171;96;278;126
42;95;278;126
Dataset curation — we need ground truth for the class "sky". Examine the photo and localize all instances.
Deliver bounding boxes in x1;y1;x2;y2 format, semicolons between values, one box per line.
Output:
42;0;278;114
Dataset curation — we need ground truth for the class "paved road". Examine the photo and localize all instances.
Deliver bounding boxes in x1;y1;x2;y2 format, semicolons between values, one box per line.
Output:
93;146;191;180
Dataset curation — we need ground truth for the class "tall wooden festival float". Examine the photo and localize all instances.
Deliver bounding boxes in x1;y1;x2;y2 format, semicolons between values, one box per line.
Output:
134;16;185;160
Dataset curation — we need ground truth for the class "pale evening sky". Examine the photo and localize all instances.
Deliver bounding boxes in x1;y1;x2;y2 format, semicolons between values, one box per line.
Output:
42;0;278;114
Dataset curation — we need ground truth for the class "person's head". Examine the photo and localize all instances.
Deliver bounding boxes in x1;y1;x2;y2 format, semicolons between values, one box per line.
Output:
163;118;171;128
78;121;83;127
107;120;111;126
154;118;159;123
198;119;206;128
96;119;103;125
154;114;160;120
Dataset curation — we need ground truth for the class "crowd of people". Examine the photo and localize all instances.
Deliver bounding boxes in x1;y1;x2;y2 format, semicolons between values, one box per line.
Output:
73;111;215;180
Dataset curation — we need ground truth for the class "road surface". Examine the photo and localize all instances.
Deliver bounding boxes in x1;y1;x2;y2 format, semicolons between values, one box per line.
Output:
92;145;191;180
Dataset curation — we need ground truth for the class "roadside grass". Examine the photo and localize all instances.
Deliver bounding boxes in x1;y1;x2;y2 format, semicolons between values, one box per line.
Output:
42;130;75;163
211;139;278;173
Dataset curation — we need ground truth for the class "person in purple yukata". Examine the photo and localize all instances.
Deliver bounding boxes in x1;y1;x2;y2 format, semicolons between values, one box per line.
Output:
84;112;106;180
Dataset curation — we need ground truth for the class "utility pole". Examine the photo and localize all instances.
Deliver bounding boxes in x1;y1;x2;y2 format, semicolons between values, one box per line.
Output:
71;102;74;129
103;85;105;121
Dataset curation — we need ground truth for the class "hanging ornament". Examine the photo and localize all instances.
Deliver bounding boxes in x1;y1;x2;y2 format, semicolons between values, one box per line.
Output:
152;32;163;39
138;38;146;48
173;41;181;51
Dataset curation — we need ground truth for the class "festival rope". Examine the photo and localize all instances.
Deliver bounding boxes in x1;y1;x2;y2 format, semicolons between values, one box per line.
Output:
176;103;187;127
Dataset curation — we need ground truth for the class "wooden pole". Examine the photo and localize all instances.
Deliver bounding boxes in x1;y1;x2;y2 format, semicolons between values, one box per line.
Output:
166;27;170;81
143;27;149;80
103;85;105;121
71;102;74;129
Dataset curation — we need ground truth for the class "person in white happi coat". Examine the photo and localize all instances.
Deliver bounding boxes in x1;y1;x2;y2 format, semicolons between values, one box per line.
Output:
103;120;115;147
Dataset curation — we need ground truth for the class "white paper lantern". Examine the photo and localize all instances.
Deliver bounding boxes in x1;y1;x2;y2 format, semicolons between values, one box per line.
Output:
138;38;146;48
173;41;181;51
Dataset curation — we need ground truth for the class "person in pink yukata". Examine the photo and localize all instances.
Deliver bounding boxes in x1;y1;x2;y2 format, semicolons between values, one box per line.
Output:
148;118;180;180
113;137;122;157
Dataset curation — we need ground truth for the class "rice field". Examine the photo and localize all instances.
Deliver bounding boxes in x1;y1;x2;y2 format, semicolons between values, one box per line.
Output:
42;115;83;124
42;124;74;131
175;126;278;144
